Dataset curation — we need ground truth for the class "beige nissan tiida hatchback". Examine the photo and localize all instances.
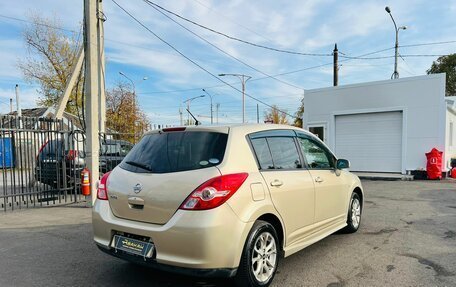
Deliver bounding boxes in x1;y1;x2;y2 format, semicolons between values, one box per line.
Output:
93;124;363;287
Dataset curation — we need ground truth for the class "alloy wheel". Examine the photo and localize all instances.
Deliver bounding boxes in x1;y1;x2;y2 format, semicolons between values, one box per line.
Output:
351;197;361;228
251;231;277;283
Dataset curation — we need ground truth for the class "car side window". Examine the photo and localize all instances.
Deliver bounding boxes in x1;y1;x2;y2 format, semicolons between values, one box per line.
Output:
298;137;335;169
251;138;274;169
266;137;302;169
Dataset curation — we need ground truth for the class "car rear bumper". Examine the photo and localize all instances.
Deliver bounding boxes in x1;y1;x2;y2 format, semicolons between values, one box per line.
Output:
96;243;237;278
92;200;252;274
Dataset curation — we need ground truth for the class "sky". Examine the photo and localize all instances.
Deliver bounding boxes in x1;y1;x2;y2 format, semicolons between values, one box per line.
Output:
0;0;455;126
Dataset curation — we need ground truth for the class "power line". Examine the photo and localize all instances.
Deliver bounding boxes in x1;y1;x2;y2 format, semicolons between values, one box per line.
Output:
138;47;401;95
398;53;417;76
111;0;297;118
191;0;273;43
402;54;452;57
0;14;78;33
142;1;333;57
143;0;304;90
400;40;456;48
344;54;451;60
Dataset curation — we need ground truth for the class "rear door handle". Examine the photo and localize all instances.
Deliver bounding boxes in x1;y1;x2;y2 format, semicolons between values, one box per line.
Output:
270;180;283;187
315;176;324;183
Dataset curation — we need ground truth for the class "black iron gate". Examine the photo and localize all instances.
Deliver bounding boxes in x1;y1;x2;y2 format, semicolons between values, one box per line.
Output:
0;116;85;211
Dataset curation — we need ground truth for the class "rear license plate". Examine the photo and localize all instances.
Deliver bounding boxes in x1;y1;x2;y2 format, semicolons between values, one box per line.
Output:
111;235;154;259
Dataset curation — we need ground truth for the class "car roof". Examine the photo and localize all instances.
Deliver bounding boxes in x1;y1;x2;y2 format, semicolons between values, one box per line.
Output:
147;123;313;137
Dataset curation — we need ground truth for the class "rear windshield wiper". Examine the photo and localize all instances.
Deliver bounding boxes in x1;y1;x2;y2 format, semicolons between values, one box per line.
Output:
125;161;153;172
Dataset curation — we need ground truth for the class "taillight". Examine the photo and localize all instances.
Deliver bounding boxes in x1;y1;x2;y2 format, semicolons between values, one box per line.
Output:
162;127;186;132
180;173;248;210
97;171;111;200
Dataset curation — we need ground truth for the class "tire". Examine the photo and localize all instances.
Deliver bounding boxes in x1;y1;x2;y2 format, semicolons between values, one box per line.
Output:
342;192;362;233
234;220;280;287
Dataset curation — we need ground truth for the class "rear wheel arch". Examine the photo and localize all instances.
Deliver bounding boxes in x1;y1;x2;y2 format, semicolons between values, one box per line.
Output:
256;213;285;252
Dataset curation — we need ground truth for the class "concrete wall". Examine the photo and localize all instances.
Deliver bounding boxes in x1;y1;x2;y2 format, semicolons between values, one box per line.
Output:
445;104;456;170
304;74;447;173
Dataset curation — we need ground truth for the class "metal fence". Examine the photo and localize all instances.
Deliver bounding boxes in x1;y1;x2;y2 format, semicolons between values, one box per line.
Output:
0;116;85;211
0;115;164;211
99;131;139;176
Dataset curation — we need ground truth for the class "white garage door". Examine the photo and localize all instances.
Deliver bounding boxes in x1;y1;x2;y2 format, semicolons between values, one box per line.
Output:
335;112;402;173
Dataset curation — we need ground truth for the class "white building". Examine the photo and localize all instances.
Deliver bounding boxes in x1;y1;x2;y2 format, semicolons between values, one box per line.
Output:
303;73;455;175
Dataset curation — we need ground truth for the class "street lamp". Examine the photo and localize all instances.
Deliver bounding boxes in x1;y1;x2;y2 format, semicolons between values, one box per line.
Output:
119;71;148;93
119;72;148;135
218;73;251;123
202;89;213;124
119;71;148;112
183;95;205;125
385;6;407;79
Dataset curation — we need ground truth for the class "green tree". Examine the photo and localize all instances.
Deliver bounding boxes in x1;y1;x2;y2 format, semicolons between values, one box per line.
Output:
427;54;456;96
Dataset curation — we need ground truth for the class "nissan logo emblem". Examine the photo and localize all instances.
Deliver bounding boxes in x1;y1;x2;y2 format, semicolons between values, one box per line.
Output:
133;183;142;194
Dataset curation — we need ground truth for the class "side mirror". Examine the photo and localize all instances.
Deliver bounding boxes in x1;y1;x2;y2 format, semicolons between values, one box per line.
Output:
336;159;350;170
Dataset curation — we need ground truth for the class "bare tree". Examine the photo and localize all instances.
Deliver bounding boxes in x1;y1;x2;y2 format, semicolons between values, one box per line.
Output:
18;14;83;114
293;98;304;127
18;14;150;140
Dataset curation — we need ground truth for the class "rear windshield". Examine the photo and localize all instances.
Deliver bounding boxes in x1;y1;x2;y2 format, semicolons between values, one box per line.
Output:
120;131;228;173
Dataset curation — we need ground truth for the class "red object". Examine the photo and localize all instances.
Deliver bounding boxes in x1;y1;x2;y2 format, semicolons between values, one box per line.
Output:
97;172;111;200
81;168;91;196
180;173;249;210
451;168;456;178
425;148;443;180
66;150;78;160
162;127;186;132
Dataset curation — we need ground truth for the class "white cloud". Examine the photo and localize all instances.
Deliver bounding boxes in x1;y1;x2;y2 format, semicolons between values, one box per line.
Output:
0;39;27;79
0;0;454;124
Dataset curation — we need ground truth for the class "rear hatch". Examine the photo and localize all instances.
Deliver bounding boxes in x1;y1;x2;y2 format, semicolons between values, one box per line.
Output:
107;128;229;225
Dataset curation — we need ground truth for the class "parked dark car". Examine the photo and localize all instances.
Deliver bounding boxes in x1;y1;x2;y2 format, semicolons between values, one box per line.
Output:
99;139;133;174
35;138;133;191
34;138;85;191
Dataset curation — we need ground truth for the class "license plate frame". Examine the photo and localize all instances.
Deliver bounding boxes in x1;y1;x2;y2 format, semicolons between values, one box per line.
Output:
111;234;155;260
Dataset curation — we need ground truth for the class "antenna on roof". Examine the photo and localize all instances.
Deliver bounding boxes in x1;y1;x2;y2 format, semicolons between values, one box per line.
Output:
186;108;201;126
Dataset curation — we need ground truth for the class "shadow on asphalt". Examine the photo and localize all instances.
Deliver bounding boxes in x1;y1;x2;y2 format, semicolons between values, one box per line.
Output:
93;260;233;287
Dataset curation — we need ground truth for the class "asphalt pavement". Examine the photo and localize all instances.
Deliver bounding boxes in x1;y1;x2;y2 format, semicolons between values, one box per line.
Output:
0;180;455;287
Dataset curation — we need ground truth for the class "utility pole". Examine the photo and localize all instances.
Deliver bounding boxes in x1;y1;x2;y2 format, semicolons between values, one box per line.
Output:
183;95;205;126
98;2;106;133
84;0;102;205
202;89;213;124
333;44;339;86
15;84;21;117
186;101;190;125
241;78;246;123
9;98;12;113
218;73;251;123
256;104;259;123
15;84;22;129
216;103;220;124
55;48;84;119
385;6;406;79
